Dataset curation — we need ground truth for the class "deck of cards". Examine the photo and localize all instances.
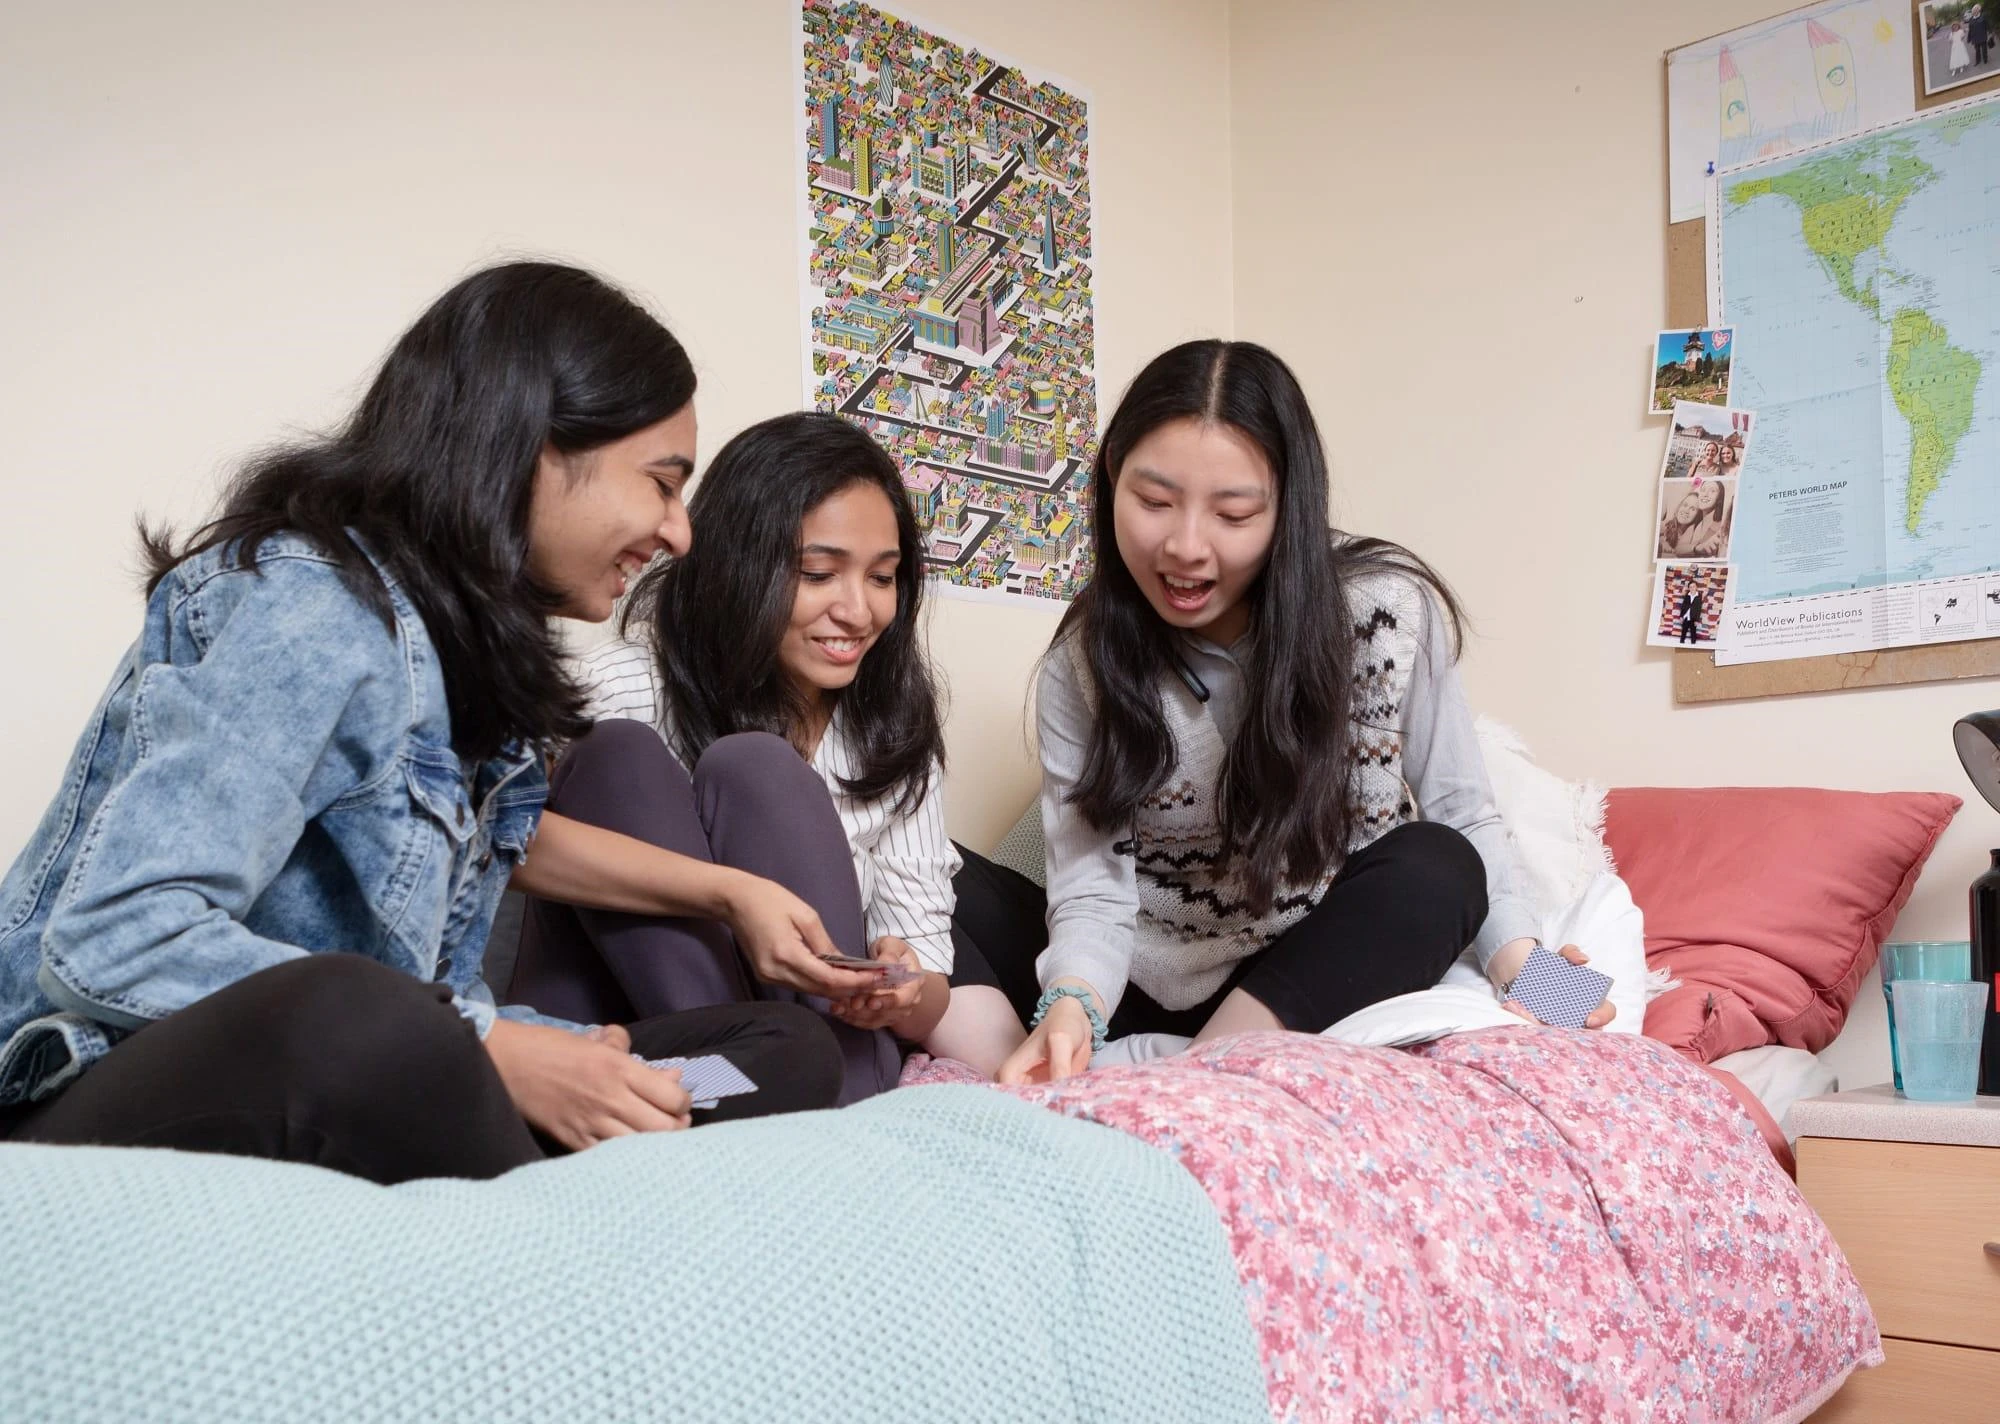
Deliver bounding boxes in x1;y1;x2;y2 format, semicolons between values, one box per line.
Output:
817;953;923;989
639;1054;758;1111
1506;946;1613;1030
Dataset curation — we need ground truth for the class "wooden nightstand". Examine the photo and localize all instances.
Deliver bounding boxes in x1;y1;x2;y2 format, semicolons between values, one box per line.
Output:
1793;1086;2000;1421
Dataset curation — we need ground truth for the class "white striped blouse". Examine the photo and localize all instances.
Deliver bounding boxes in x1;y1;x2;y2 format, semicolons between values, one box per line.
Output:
573;640;960;974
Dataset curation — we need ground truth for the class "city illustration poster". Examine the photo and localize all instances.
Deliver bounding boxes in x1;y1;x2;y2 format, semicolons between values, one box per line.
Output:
797;0;1098;603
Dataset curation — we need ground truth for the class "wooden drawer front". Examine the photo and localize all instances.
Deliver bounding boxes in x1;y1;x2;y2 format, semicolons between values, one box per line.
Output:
1810;1337;2000;1421
1798;1137;2000;1350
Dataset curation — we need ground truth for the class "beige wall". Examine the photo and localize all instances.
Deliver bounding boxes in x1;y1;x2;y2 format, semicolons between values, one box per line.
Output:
0;0;1233;862
9;0;1978;1087
1229;0;1995;1087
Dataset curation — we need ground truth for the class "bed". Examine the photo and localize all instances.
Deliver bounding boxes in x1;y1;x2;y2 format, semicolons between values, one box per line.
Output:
0;726;1935;1420
0;1021;1876;1423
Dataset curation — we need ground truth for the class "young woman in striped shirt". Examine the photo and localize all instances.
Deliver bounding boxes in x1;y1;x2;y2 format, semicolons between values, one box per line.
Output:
506;413;1006;1100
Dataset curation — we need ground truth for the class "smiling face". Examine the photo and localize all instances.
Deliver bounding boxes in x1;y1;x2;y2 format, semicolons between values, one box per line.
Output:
1112;417;1278;646
1696;481;1724;514
777;480;901;702
526;405;698;622
1675;493;1701;525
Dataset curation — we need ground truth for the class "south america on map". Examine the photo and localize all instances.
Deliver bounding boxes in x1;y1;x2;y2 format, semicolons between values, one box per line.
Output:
1713;94;2000;663
798;0;1097;604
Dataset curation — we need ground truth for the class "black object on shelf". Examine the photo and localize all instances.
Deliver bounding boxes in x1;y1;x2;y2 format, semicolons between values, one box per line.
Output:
1951;713;2000;1096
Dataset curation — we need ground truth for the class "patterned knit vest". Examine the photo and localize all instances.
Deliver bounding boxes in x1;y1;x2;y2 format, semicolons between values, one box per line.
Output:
1110;570;1423;1010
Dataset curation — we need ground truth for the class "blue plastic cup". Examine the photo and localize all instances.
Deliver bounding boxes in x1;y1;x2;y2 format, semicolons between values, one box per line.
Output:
1882;941;1972;1091
1892;980;1987;1102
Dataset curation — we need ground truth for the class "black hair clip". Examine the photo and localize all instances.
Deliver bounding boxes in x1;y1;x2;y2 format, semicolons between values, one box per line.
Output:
1173;656;1210;704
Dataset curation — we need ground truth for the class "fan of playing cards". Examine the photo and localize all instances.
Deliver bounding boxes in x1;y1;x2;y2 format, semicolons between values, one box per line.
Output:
638;1055;759;1111
816;953;923;988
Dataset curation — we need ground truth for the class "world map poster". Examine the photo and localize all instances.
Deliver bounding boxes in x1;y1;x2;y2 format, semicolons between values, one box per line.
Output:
796;0;1098;604
1711;91;2000;662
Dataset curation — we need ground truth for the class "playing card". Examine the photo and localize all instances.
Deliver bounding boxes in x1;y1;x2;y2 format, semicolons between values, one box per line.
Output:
639;1053;758;1108
817;954;924;988
1507;946;1612;1030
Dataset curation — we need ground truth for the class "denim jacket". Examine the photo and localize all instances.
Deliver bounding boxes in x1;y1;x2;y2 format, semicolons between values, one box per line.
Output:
0;533;568;1108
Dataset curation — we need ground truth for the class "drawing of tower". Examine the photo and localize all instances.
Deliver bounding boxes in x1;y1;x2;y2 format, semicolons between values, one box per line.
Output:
1806;18;1854;116
872;190;894;241
957;287;1001;356
853;131;873;194
819;94;841;160
1717;46;1750;141
935;220;958;277
1051;405;1068;460
984;397;1007;440
877;55;894;110
1039;196;1059;272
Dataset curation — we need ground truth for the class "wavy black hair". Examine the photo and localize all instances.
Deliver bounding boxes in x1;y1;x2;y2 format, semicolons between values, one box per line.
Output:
1056;339;1465;913
141;261;697;762
623;412;944;811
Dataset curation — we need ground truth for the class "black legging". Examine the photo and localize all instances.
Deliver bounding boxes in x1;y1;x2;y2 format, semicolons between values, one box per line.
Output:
950;821;1488;1037
0;954;842;1184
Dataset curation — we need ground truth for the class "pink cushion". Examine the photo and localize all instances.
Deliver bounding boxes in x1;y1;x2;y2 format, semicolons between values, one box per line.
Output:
1604;787;1960;1061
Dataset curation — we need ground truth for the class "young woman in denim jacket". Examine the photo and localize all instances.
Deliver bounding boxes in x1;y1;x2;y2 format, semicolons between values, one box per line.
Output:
0;263;891;1183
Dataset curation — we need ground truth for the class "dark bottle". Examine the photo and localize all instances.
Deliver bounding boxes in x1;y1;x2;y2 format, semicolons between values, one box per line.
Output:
1970;849;2000;1096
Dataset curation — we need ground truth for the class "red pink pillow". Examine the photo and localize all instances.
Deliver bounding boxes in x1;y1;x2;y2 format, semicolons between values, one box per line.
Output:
1604;787;1960;1062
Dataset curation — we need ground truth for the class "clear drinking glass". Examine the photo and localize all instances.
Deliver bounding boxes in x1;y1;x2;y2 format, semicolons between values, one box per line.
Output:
1892;980;1987;1103
1881;941;1972;1091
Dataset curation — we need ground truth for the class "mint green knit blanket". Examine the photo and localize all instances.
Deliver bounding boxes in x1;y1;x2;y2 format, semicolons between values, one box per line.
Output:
0;1085;1268;1422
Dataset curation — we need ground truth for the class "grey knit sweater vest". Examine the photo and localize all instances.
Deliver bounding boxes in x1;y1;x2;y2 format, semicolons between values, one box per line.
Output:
1106;570;1423;1010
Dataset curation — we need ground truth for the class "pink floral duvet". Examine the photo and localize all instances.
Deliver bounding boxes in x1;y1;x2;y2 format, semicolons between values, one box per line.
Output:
906;1028;1879;1423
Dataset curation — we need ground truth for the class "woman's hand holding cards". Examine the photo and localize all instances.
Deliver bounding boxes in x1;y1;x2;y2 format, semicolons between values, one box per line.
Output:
827;936;926;1032
1493;941;1617;1030
484;1019;693;1150
720;870;881;1000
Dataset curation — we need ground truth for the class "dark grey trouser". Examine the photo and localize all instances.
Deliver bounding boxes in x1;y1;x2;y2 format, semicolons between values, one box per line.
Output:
506;719;901;1106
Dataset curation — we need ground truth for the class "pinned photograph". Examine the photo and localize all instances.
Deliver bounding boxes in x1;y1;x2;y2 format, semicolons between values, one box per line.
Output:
1649;562;1731;648
1919;2;2000;97
1656;476;1736;561
1660;400;1754;481
1650;328;1734;412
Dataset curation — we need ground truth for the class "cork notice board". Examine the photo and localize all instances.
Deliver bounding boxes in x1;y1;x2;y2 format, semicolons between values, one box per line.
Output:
1664;2;2000;703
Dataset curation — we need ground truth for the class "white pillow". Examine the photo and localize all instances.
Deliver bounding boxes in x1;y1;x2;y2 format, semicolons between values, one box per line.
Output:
1474;715;1616;911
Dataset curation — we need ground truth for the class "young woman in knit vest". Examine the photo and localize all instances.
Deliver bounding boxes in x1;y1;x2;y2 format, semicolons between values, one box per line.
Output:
948;340;1615;1084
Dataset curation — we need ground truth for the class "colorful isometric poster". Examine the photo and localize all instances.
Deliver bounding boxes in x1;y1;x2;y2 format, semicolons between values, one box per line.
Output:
796;0;1098;604
1649;327;1734;412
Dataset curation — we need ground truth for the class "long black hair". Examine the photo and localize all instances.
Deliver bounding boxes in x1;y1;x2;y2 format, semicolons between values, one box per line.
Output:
1057;339;1465;913
141;261;697;762
623;412;944;812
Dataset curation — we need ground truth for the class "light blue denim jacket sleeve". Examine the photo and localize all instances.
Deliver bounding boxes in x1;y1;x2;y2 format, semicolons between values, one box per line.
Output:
0;536;574;1106
34;550;502;1037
